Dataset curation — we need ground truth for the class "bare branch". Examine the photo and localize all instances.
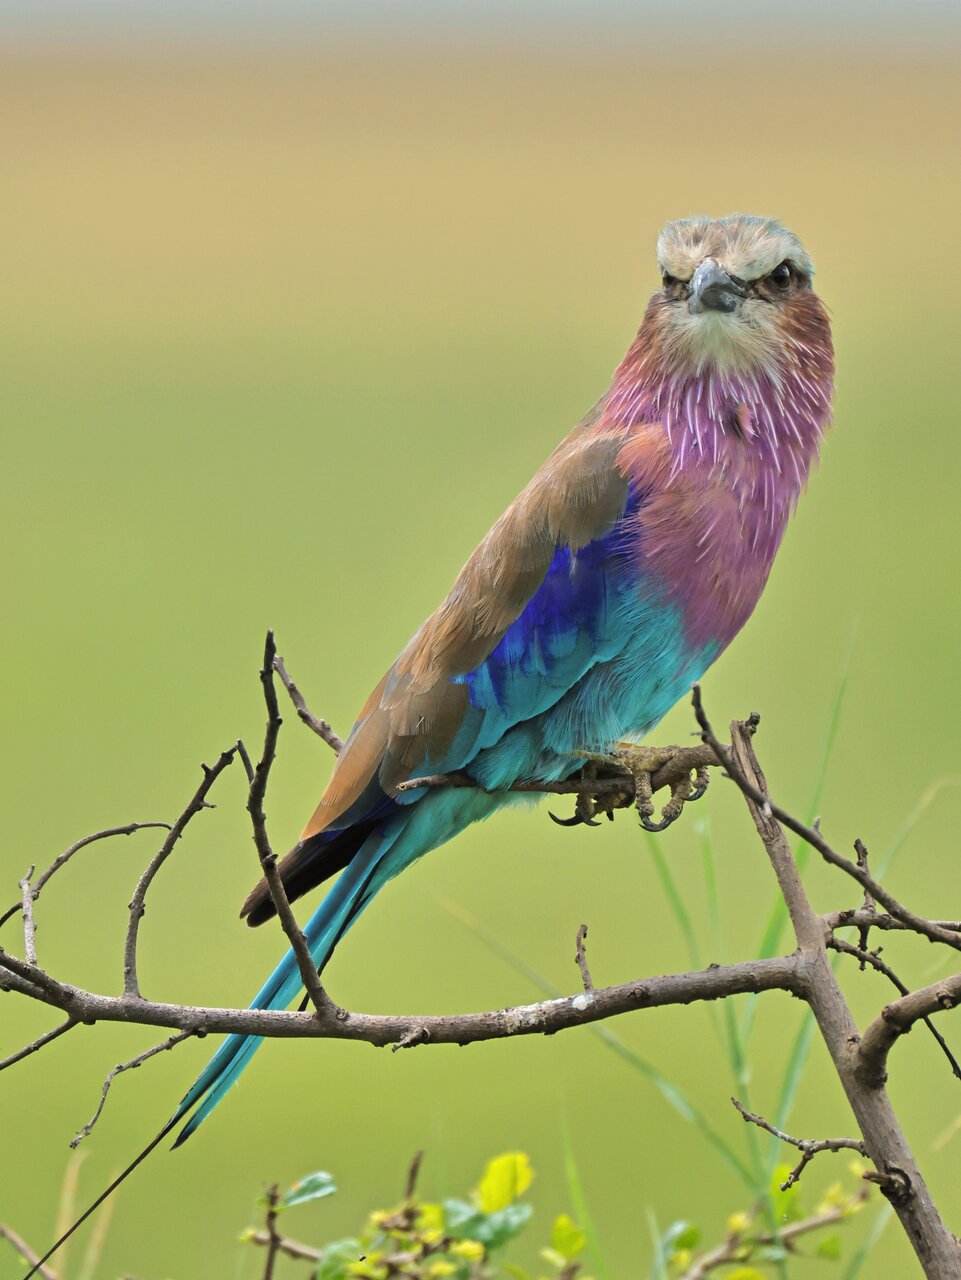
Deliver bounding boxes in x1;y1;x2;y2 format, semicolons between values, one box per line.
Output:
829;937;961;1082
246;1229;322;1263
261;1185;282;1280
0;1017;78;1074
828;911;961;935
858;974;961;1089
692;686;961;954
249;633;335;1017
575;924;593;993
123;750;237;998
273;653;344;753
71;1030;196;1147
732;1097;866;1188
722;706;961;1276
0;954;802;1047
397;743;719;803
0;823;171;933
0;1225;58;1280
679;1189;870;1279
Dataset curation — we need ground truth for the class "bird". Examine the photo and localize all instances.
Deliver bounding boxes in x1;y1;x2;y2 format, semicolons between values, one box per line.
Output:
26;213;834;1276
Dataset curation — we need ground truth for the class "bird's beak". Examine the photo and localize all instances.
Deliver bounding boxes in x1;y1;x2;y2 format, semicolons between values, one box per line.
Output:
689;259;745;315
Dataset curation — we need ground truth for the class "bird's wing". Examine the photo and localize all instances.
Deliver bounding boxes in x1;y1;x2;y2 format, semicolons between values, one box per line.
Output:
302;423;669;839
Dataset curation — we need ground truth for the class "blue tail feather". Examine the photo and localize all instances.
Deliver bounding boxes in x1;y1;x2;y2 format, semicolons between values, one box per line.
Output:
171;832;388;1145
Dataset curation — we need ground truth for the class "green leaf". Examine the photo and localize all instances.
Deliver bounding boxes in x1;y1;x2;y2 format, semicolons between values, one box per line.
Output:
444;1198;534;1251
662;1220;700;1253
563;1129;612;1280
725;1270;766;1280
551;1214;587;1261
284;1170;337;1207
817;1234;843;1260
769;1165;802;1224
477;1152;533;1213
314;1237;362;1280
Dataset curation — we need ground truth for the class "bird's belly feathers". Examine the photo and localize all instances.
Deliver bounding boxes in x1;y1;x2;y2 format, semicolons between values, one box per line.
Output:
466;582;716;789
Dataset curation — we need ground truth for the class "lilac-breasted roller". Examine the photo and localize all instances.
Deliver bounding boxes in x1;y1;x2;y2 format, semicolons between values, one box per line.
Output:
177;213;834;1138
26;214;835;1278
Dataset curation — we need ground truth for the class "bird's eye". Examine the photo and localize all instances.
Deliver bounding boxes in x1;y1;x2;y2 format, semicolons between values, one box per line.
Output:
662;272;679;288
770;261;792;288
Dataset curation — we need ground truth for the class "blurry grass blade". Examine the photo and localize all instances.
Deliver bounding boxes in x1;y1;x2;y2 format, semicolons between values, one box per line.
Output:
752;643;853;964
645;833;700;969
645;1207;668;1280
438;893;757;1190
53;1150;87;1279
697;819;750;1089
697;818;723;960
842;1205;893;1280
77;1178;116;1280
561;1122;611;1280
876;777;961;879
768;949;844;1175
932;1112;961;1152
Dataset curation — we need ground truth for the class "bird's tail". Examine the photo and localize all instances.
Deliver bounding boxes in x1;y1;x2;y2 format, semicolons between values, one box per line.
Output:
20;826;394;1280
171;828;391;1145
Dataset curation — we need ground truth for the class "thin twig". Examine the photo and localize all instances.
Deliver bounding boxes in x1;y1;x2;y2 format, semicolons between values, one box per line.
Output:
249;633;334;1016
0;823;172;932
679;1191;870;1279
0;1225;58;1280
828;911;961;935
19;868;37;966
246;1230;323;1262
0;1016;78;1073
405;1150;424;1200
692;686;961;954
123;750;236;998
71;1030;196;1147
732;1097;866;1188
273;653;344;753
829;937;961;1082
262;1185;282;1280
855;838;876;968
575;924;593;993
858;973;961;1089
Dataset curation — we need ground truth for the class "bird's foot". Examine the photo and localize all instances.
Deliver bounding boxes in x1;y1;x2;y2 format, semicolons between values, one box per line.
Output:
549;743;710;832
612;743;710;832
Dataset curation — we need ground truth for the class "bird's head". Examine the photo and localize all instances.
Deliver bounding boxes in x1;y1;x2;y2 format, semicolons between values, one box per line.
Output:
648;214;827;379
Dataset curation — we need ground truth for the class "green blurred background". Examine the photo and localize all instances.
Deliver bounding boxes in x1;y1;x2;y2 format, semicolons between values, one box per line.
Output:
2;3;961;1276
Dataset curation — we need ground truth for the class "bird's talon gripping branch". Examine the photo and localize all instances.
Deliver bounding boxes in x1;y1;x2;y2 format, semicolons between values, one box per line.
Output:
614;743;708;833
551;744;713;831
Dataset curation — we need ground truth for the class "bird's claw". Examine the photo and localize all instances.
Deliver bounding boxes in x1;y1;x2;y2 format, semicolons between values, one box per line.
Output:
551;745;711;833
